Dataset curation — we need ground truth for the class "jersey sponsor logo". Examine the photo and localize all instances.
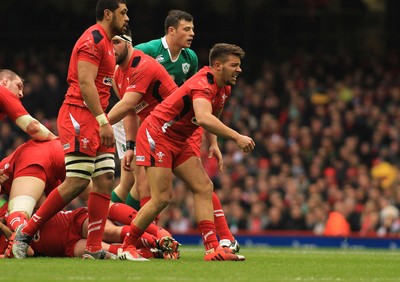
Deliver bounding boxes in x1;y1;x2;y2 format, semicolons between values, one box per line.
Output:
134;100;149;113
182;63;190;74
136;155;145;162
155;54;165;63
63;143;70;151
103;76;113;86
156;151;165;163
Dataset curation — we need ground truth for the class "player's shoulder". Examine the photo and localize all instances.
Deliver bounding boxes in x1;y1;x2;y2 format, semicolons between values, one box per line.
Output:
135;38;162;54
79;24;107;45
131;49;159;70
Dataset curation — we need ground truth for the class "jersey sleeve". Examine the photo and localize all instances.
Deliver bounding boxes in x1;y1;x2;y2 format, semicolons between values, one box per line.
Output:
76;33;103;67
0;88;29;121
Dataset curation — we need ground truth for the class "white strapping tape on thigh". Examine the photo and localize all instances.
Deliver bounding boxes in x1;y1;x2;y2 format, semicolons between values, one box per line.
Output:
8;195;37;217
92;153;115;178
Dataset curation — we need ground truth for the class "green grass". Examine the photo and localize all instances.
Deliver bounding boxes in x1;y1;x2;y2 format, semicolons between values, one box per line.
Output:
1;246;400;281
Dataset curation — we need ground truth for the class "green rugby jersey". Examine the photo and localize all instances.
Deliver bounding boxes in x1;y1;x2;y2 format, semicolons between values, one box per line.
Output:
135;36;198;86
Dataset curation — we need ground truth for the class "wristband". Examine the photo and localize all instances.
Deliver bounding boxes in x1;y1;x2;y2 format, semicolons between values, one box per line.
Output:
126;140;136;150
95;113;109;126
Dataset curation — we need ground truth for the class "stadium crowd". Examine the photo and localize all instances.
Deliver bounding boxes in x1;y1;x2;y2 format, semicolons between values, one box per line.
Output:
2;45;400;238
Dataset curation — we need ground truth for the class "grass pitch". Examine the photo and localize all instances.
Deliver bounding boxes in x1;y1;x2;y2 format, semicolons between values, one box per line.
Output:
1;246;400;281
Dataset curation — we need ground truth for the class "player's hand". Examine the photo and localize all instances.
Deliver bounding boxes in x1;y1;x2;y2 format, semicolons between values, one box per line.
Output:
99;123;115;148
123;150;135;171
235;134;255;153
0;168;9;185
208;144;224;172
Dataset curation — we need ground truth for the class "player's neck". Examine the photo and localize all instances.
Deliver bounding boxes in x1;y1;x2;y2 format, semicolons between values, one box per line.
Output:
97;21;115;40
165;36;181;60
210;67;224;88
120;48;134;70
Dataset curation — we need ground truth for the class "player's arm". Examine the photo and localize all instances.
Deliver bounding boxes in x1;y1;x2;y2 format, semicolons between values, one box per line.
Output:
122;110;139;170
78;61;114;147
15;115;56;141
111;79;121;100
193;97;255;153
107;91;143;125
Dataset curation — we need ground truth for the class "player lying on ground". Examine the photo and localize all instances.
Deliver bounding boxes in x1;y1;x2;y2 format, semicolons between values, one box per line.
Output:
0;202;180;259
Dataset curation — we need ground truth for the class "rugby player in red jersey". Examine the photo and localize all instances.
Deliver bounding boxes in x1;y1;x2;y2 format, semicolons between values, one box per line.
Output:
0;69;55;141
116;43;254;261
10;0;129;260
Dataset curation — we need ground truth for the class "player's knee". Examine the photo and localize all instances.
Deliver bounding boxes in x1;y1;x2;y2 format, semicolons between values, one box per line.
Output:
156;190;173;209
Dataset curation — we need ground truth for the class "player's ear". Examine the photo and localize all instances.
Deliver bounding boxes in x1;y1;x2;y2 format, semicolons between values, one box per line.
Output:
104;9;111;20
0;78;8;87
214;61;222;71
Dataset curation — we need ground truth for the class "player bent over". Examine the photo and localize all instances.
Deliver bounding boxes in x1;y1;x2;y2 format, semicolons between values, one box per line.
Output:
116;43;254;261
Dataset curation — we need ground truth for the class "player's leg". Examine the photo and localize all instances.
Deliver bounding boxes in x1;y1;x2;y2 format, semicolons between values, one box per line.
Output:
173;156;244;261
112;161;134;203
117;166;172;261
83;152;115;257
7;173;46;231
111;121;135;203
212;192;240;253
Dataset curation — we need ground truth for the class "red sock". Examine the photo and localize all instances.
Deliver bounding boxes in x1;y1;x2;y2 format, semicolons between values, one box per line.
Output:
145;222;159;237
137;232;157;248
212;192;234;241
198;220;219;252
23;188;66;237
86;192;110;252
6;212;28;231
123;223;145;248
108;202;137;225
107;244;122;255
120;225;130;242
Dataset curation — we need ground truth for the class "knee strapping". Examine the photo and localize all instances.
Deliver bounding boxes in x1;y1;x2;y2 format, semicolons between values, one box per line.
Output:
92;153;115;178
65;155;95;180
8;195;37;217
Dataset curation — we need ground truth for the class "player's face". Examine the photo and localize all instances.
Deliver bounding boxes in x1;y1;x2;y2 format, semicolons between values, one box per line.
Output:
112;37;129;65
174;20;194;48
110;4;129;36
221;55;242;86
1;76;24;99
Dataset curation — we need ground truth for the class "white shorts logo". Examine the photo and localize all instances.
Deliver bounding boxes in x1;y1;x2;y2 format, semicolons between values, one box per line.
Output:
136;156;145;162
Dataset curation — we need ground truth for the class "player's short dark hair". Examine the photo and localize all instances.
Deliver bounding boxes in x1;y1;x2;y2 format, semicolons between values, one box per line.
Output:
164;10;194;34
209;43;245;65
0;69;21;81
96;0;126;21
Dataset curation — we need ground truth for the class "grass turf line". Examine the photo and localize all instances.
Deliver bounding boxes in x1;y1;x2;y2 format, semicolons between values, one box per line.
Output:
1;246;400;281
